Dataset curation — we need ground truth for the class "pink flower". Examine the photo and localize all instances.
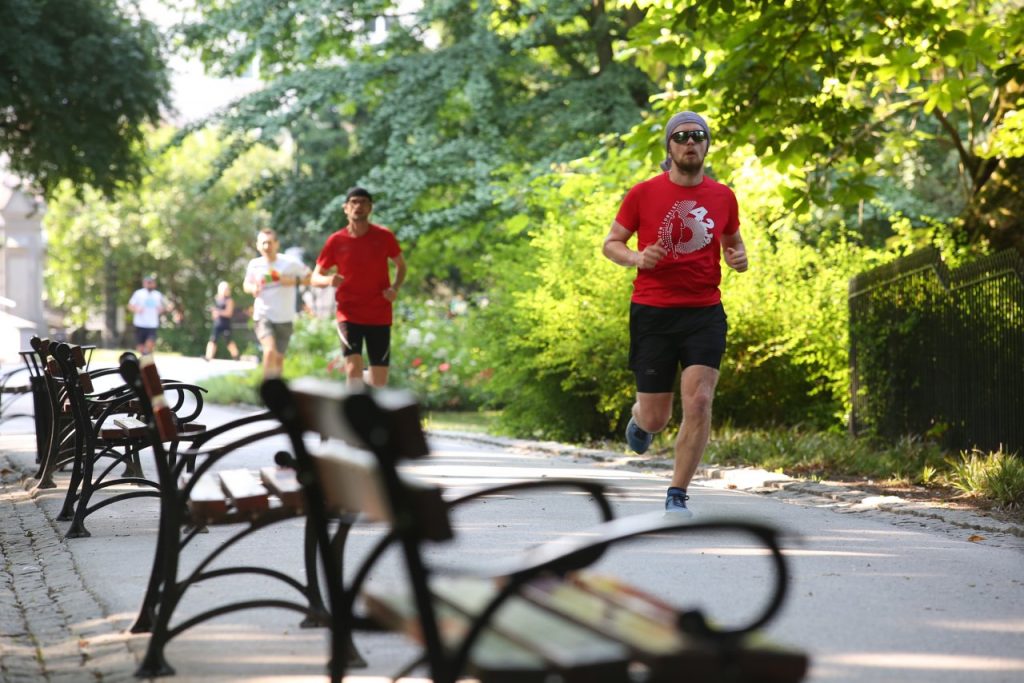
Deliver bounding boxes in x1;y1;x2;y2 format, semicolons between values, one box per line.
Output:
411;357;423;368
438;362;451;373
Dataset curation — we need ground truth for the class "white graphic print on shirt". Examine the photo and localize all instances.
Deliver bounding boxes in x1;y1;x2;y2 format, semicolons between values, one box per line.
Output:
657;200;715;257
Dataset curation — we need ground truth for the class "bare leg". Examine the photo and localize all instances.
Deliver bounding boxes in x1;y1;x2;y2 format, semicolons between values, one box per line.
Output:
344;354;365;387
632;392;674;434
204;341;216;361
227;341;240;360
259;336;282;378
367;365;389;387
670;365;719;489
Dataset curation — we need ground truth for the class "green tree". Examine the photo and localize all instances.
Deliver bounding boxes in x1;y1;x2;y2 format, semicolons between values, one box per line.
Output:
630;0;1024;253
0;0;169;196
44;127;288;351
167;0;659;282
170;0;1022;258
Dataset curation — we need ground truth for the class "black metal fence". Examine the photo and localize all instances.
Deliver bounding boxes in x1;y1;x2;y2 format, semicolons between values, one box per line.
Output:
848;247;1024;455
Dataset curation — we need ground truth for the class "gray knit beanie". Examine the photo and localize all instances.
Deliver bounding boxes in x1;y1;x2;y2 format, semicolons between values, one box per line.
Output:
660;111;711;171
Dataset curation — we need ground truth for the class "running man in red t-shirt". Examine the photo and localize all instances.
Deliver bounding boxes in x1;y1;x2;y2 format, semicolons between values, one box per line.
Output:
602;111;749;518
311;187;407;387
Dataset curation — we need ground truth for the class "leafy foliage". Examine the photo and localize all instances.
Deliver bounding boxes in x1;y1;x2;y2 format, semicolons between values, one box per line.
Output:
633;0;1024;252
0;0;169;196
169;0;657;271
947;448;1024;509
168;0;1022;290
471;154;642;440
389;299;495;410
44;127;288;352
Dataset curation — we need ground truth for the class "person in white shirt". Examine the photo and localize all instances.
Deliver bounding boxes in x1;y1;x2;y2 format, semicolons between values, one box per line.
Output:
127;274;166;355
243;229;311;378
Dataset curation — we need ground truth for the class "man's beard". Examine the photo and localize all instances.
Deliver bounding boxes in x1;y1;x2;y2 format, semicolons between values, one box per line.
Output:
673;155;704;174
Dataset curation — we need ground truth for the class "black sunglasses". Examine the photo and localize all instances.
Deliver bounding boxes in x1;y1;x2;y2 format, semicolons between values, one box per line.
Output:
670;130;708;144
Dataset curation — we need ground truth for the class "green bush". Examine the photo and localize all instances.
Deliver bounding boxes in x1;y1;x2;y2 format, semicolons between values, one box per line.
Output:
201;305;499;411
947;449;1024;509
474;163;639;441
389;300;496;410
470;149;883;441
197;369;261;405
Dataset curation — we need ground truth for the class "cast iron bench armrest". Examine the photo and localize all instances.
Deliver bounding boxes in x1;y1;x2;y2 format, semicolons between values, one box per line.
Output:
363;514;798;683
505;513;789;640
179;410;281;452
173;424;291;485
342;476;620;623
0;364;31;392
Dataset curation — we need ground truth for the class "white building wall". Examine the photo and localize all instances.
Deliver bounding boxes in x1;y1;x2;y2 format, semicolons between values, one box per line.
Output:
0;175;47;338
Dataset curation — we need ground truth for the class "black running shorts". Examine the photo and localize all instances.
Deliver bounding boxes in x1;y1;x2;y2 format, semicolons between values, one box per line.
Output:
628;303;728;393
336;321;392;366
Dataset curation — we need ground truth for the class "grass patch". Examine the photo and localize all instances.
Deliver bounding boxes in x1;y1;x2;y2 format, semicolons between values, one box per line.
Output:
199;370;262;405
704;426;947;484
703;426;1023;510
946;448;1024;510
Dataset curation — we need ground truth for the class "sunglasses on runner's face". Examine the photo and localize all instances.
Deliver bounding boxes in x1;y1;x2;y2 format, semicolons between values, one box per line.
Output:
670;130;708;144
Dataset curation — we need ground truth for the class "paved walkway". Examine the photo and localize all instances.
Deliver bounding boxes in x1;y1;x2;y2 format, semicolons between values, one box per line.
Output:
1;356;1022;683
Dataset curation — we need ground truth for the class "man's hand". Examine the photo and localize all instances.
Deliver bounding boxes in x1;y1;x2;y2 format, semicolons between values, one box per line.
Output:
637;243;668;270
725;245;748;272
383;286;398;302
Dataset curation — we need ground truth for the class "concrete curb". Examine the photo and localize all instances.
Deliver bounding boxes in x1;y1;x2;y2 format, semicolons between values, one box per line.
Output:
429;429;1024;540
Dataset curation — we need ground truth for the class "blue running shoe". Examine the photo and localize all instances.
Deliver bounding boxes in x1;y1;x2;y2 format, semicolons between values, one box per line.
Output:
664;487;693;518
625;417;653;454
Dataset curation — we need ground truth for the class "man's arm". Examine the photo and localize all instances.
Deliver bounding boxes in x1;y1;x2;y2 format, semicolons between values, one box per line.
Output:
721;230;748;272
383;253;407;302
242;271;261;296
280;262;310;287
127;292;141;314
310;263;342;288
602;221;665;269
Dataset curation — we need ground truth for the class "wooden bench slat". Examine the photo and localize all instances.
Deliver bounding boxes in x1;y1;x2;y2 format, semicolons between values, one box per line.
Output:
364;585;609;683
218;469;270;514
289;377;430;460
521;575;687;656
113;415;148;430
428;577;632;679
184;472;230;522
259;466;304;510
312;444;452;540
312;446;389;520
363;588;549;671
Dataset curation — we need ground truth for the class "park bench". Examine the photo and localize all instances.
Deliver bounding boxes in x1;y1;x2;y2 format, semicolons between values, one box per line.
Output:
115;354;343;678
0;355;33;427
24;337;78;487
27;336;148;490
121;356;626;680
44;342;207;537
263;377;810;683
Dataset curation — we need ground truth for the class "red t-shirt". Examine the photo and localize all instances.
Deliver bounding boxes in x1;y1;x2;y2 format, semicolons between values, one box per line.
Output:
615;173;740;307
316;224;402;325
